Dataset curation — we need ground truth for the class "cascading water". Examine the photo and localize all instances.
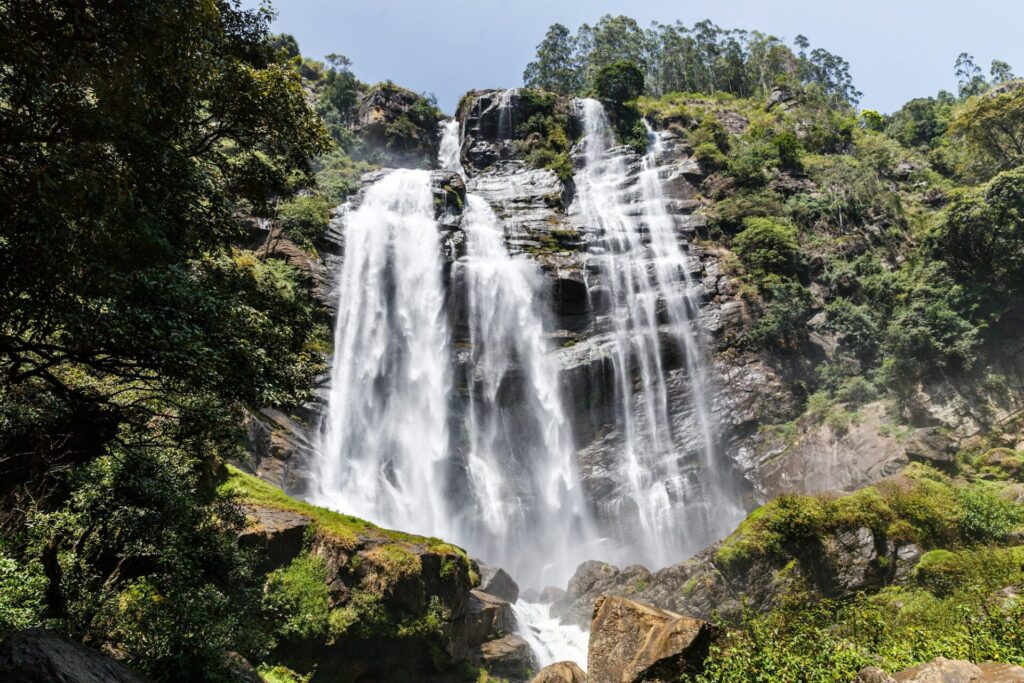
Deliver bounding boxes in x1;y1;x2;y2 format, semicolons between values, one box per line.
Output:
316;121;595;590
314;169;453;540
442;121;596;587
575;98;745;569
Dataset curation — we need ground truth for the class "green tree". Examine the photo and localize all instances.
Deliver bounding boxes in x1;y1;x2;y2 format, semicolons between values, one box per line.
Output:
949;84;1024;177
956;52;988;99
990;59;1016;85
522;23;582;94
594;60;645;103
1;0;331;677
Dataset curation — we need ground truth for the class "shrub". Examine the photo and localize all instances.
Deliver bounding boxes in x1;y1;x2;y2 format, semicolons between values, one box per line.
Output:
733;217;801;277
0;546;46;637
956;486;1023;543
694;142;728;172
262;554;331;641
278;194;332;250
728;140;779;187
740;278;813;350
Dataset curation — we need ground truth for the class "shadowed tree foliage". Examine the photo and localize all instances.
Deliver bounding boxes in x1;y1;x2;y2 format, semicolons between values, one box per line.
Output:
0;0;331;677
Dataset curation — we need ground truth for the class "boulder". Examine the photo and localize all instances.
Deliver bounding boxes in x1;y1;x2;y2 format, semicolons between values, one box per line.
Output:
237;503;313;573
474;634;537;679
853;658;1024;682
0;628;147;683
466;590;517;647
478;564;520;603
540;585;567;604
587;596;717;683
529;660;588;683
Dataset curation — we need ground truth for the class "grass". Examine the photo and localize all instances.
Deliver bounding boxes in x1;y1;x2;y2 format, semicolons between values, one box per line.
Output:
219;465;470;561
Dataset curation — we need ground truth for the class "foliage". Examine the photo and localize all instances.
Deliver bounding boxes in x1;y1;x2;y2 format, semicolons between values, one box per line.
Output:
25;439;270;681
715;465;1023;572
522;23;583;94
514;89;576;181
948;85;1024;179
739;279;814;351
733;218;801;277
263;554;331;641
278;194;332;250
594;60;645;103
524;15;860;105
931;166;1024;298
0;2;331;678
696;587;1024;682
0;544;46;637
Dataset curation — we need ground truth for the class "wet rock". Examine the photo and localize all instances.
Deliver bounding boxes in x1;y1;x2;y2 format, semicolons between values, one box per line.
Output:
0;628;147;683
474;634;537;679
477;564;520;604
466;590;517;647
529;661;588;683
540;585;567;604
241;408;317;495
588;596;718;683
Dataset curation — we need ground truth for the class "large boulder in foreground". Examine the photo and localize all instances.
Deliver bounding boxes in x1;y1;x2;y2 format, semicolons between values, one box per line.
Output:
0;628;147;683
529;660;588;682
854;657;1024;682
588;596;717;683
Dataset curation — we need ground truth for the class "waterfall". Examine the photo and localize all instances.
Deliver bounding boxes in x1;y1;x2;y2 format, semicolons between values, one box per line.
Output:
314;169;454;541
574;99;744;568
454;192;594;586
443;121;596;587
438;119;465;177
316;122;595;590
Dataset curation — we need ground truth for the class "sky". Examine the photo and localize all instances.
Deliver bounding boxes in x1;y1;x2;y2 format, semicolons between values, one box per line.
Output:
246;0;1024;115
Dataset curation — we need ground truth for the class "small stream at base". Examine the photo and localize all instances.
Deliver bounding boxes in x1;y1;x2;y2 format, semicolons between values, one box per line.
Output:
514;601;589;670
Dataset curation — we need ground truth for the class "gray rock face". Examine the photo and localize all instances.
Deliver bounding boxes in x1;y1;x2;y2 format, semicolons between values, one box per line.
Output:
0;628;148;683
474;634;537;679
466;590;517;647
477;564;521;604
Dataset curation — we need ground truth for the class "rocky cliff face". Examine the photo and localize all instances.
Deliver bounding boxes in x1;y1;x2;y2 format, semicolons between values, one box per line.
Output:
249;84;1024;580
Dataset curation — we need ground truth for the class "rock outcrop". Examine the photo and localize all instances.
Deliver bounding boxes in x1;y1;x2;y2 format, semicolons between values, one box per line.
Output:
530;661;588;682
353;83;441;167
587;596;717;683
0;628;147;683
854;658;1024;682
223;466;523;682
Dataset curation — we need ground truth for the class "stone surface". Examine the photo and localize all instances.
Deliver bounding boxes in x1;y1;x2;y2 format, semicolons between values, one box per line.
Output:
529;661;588;683
466;590;517;647
858;657;1024;682
587;596;717;683
0;628;147;683
237;503;313;573
474;634;537;679
478;563;520;604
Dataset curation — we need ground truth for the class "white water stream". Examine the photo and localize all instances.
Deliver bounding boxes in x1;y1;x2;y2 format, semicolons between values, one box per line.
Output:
315;99;746;672
575;99;744;569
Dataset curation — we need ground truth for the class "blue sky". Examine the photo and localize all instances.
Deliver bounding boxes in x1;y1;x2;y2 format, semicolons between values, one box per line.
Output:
248;0;1024;115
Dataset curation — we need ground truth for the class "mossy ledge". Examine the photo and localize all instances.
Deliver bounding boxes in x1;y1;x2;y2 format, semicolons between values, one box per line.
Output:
219;466;484;681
